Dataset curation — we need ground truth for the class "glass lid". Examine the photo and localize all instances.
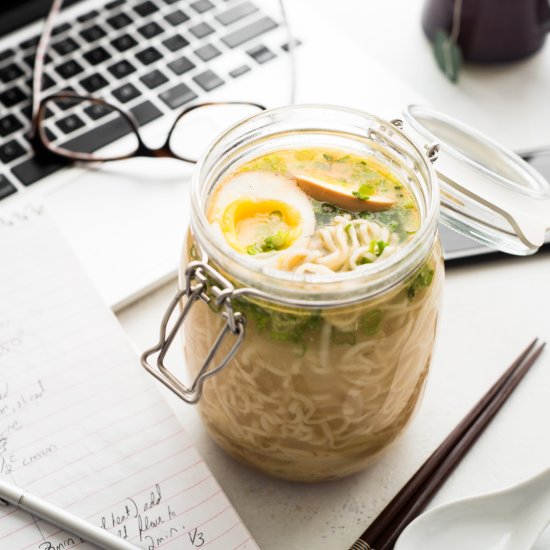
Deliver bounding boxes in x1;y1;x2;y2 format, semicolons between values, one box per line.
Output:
403;104;550;255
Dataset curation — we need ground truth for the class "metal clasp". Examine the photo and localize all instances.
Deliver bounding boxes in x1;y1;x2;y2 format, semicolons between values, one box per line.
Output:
425;141;440;163
390;117;440;164
140;261;246;404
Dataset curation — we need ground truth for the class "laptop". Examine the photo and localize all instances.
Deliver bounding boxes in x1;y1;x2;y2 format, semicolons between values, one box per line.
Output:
0;0;304;309
1;0;548;309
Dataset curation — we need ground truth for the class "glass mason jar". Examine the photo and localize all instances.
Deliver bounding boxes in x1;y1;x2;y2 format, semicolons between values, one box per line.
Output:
170;105;444;482
142;103;548;481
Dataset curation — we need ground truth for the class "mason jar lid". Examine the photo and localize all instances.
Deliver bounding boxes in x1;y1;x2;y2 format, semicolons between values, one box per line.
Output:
403;104;550;255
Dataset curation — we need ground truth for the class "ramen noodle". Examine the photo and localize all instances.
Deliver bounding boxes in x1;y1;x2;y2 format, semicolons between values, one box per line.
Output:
184;147;443;481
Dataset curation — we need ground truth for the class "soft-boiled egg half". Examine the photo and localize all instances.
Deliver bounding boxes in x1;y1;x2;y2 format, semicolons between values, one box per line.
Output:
208;172;316;258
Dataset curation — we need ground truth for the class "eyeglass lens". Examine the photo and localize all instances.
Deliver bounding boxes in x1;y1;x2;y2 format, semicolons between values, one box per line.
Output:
39;96;140;161
168;103;264;162
39;98;264;162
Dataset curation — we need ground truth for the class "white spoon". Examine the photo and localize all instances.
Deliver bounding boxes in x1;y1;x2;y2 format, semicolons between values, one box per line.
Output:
395;466;550;550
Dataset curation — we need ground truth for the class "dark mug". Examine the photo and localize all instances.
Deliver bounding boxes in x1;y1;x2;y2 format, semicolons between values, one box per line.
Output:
422;0;550;63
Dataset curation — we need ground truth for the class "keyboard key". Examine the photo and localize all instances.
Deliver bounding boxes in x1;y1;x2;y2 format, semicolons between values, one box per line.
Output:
12;154;67;186
52;37;79;56
189;22;214;39
138;22;164;39
159;83;197;109
61;100;162;154
140;69;168;89
21;105;32;121
52;23;70;36
112;83;140;103
193;69;224;92
195;44;221;62
106;0;125;8
61;124;130;157
44;127;58;143
0;114;24;137
0;63;24;84
0;175;17;201
134;1;158;16
190;0;214;14
84;103;112;120
247;44;275;64
22;127;54;147
43;106;56;119
128;101;162;127
281;39;302;52
83;46;110;66
80;73;109;93
80;25;106;43
222;16;277;48
0;86;26;108
0;49;15;63
43;75;55;91
168;56;195;75
162;35;189;52
229;64;250;78
108;60;136;79
20;36;39;50
23;51;53;69
56;114;85;135
23;53;35;69
55;59;84;79
0;140;26;164
107;13;133;30
55;89;78;111
165;10;189;26
77;10;99;23
26;74;55;92
216;2;258;26
136;47;162;66
111;34;138;52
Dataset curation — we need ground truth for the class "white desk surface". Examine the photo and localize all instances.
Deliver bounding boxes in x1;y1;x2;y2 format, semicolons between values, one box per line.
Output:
117;1;550;548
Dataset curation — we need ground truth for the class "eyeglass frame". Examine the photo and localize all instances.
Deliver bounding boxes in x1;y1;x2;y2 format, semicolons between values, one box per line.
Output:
29;0;266;164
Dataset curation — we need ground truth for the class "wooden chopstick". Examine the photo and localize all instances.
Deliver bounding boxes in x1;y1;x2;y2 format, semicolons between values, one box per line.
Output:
348;338;545;550
374;340;546;550
350;338;538;548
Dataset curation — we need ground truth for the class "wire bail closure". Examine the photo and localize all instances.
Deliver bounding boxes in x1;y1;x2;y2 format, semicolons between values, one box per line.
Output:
140;261;246;404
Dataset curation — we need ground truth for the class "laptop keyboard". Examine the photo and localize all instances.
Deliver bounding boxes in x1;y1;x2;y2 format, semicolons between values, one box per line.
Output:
0;0;287;199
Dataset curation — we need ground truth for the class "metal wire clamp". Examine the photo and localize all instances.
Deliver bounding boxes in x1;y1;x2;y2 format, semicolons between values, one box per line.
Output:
140;261;246;404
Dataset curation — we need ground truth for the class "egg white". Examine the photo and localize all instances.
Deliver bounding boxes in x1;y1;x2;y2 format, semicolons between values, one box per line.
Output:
208;172;316;259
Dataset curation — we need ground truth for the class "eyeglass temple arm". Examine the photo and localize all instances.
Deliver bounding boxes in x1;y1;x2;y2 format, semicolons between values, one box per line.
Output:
31;0;64;137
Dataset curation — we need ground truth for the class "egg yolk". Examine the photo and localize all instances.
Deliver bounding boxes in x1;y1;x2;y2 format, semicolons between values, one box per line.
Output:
221;199;303;255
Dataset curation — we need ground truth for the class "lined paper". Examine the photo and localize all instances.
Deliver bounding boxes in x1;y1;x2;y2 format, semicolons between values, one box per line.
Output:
0;211;258;550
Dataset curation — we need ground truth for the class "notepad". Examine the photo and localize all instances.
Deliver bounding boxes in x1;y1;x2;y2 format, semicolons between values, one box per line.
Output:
0;208;258;550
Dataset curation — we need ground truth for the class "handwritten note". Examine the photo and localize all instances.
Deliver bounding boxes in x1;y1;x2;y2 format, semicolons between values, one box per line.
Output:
0;212;258;550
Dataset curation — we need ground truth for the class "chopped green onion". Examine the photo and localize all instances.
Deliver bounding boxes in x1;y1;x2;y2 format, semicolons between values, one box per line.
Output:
335;154;351;163
407;265;435;301
247;231;291;255
352;183;375;201
261;230;288;252
360;309;382;336
373;240;388;256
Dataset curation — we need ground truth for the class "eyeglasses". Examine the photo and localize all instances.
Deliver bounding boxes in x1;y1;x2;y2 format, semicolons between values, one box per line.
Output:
30;0;266;164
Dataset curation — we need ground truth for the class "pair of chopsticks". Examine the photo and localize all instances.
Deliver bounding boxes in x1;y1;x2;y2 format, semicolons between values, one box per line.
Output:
349;337;546;550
